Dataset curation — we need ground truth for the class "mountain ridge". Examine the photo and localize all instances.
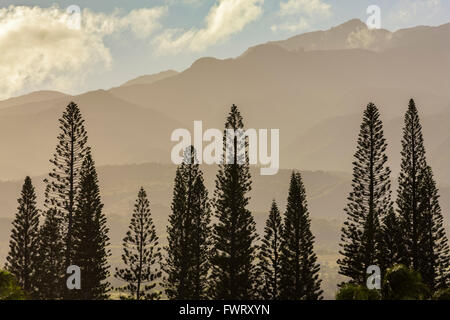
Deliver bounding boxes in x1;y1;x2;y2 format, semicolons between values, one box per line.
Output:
120;70;179;87
0;19;449;184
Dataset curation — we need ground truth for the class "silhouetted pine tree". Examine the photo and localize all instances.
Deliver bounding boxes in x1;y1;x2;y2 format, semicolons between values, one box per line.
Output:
338;103;393;284
36;208;65;299
72;150;110;299
115;188;162;300
417;166;450;291
379;208;402;271
209;104;258;300
257;200;283;300
165;147;211;300
396;99;450;292
6;176;40;297
44;102;88;267
280;171;322;300
397;99;428;271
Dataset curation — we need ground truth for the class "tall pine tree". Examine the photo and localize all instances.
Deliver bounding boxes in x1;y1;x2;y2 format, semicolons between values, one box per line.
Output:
36;208;65;299
396;99;450;292
115;188;162;300
44;101;88;267
6;176;40;298
209;104;258;300
338;103;393;284
397;99;428;271
280;171;322;300
257;200;283;300
165;146;211;300
417;166;450;291
72;150;111;299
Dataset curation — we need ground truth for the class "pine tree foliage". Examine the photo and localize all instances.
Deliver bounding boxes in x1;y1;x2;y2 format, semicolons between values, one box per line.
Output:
397;99;428;271
338;103;393;284
6;176;40;297
72;150;111;299
115;188;162;300
395;99;450;292
44;102;88;266
209;104;258;300
280;171;322;300
379;208;402;271
257;200;283;300
417;166;450;291
165;147;211;300
36;208;65;299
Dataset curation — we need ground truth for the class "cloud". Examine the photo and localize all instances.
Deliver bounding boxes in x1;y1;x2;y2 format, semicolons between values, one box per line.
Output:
0;5;166;99
271;0;331;32
82;7;167;38
388;0;441;27
278;0;331;17
155;0;264;54
164;0;208;5
271;20;309;32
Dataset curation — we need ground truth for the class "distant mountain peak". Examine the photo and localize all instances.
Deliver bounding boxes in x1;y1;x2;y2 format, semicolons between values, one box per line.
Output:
335;19;367;31
239;43;293;59
0;90;70;110
191;57;220;67
266;18;393;52
120;70;179;87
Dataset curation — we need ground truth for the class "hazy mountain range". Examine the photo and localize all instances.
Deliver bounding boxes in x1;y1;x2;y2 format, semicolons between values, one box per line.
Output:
0;19;449;183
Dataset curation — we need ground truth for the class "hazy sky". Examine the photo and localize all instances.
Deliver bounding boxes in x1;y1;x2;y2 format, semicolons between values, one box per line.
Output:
1;0;449;99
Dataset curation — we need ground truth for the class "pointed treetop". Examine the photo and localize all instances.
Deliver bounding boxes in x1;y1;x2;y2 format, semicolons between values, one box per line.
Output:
366;102;378;112
225;104;244;130
271;199;278;210
406;99;420;122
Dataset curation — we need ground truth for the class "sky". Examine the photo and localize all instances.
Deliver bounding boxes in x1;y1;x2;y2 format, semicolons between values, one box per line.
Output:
1;0;449;99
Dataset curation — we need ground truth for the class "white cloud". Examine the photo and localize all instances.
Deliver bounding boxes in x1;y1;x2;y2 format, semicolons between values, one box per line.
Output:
164;0;209;5
278;0;331;17
271;0;331;33
0;5;166;99
388;0;441;27
82;7;167;38
155;0;264;54
271;20;309;32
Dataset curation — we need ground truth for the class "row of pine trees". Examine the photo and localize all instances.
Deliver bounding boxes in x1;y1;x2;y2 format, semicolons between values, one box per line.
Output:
3;99;449;300
338;100;450;295
4;103;322;300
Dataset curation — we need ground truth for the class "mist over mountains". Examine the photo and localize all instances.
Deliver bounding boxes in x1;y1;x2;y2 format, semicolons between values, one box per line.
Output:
0;19;449;185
